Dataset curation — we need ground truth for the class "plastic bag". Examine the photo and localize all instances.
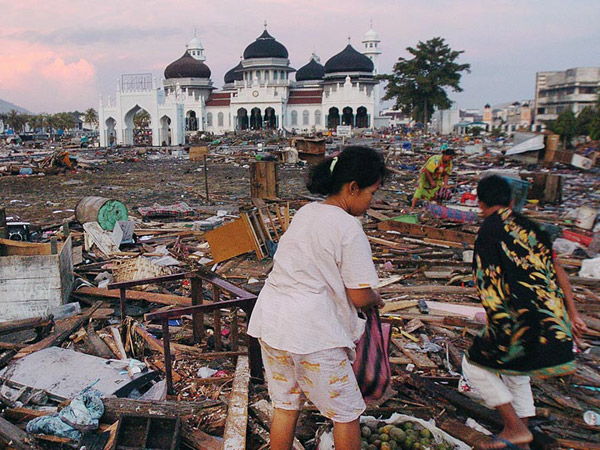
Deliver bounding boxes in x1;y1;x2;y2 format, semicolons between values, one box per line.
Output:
317;413;470;450
352;308;392;402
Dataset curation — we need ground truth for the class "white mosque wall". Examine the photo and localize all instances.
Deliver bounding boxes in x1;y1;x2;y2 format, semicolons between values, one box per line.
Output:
285;105;324;131
203;106;231;135
321;77;376;128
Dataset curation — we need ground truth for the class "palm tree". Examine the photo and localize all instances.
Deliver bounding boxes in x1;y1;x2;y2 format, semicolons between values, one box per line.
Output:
5;110;26;133
0;113;8;132
84;108;98;130
134;110;151;129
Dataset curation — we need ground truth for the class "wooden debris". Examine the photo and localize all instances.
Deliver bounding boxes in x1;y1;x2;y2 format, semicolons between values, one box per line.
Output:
0;415;42;449
15;301;102;358
222;356;250;450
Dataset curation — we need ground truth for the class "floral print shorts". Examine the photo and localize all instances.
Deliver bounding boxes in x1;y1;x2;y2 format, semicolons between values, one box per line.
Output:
259;340;366;423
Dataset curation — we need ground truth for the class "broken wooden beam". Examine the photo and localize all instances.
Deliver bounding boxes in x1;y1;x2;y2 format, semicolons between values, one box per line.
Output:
0;316;53;336
378;220;476;246
76;286;192;306
15;301;102;358
0;415;42;449
100;398;221;423
222;355;250;450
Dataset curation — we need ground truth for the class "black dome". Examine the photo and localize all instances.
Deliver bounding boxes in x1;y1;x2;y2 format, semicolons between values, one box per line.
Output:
243;30;288;59
296;58;325;81
224;61;244;84
164;52;211;79
324;44;374;74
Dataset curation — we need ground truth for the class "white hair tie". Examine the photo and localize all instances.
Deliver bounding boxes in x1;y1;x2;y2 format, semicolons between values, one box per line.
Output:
329;156;338;174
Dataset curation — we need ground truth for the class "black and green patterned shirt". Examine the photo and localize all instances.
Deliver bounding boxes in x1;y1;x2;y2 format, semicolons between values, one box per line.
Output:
466;208;575;377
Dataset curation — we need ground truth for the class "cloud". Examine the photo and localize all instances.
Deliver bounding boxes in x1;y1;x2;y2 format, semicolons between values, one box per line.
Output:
1;26;180;46
0;41;97;113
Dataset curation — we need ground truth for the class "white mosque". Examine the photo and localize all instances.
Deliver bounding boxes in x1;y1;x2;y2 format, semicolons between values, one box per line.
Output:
98;24;383;147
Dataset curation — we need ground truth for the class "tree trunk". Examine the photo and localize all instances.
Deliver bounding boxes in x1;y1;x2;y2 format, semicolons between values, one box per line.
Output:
423;98;429;134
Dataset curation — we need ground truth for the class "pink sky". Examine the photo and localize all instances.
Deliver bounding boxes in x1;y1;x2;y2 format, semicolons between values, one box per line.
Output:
0;0;598;113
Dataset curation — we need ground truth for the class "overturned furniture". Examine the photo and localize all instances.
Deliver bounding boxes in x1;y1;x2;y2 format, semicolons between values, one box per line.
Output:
0;237;73;321
108;268;262;395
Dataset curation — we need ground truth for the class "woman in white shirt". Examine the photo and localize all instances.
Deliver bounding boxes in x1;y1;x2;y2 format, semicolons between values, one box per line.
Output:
248;146;387;450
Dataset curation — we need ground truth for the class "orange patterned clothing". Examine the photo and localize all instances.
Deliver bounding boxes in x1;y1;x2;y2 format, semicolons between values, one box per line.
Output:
259;340;365;422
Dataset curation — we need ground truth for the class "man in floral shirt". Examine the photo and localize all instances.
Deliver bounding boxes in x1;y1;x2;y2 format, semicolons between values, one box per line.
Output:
462;175;587;450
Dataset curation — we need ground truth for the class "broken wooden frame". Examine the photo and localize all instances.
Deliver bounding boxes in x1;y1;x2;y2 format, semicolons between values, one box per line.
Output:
108;269;261;394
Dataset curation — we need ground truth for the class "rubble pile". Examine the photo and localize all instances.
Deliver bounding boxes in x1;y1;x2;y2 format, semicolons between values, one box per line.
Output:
0;131;599;449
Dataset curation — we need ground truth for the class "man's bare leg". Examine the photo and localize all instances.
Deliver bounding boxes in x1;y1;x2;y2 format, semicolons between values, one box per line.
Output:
479;403;532;449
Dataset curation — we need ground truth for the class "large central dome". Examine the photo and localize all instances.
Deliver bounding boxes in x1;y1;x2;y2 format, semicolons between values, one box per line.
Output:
164;52;211;79
243;29;289;59
324;44;374;74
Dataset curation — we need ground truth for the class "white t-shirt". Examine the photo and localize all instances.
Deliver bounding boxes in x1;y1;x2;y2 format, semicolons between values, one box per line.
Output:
247;202;379;356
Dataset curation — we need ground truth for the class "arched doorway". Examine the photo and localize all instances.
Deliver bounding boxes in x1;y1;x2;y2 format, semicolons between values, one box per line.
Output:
237;108;249;130
356;106;368;128
105;117;116;146
342;107;354;126
159;116;171;146
264;107;276;129
186;111;198;131
327;107;340;129
250;107;262;130
124;106;152;146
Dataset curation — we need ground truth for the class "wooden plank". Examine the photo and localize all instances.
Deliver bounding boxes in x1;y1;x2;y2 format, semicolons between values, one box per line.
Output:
0;239;59;256
222;355;250;450
556;439;600;450
389;355;412;365
440;419;490;448
0;316;52;335
100;397;221;423
378;221;476;246
84;324;115;359
366;209;392;221
382;300;418;314
76;286;192;306
393;338;437;369
83;222;120;256
382;285;477;296
204;215;261;263
368;236;412;251
0;255;60;280
15;301;102;358
0;415;42;449
58;236;73;304
182;423;221;450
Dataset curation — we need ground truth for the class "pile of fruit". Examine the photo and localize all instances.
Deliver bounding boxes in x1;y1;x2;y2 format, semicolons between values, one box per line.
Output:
360;420;457;450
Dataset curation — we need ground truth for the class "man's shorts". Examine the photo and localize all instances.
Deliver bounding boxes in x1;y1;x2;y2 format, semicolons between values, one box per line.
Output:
260;340;366;423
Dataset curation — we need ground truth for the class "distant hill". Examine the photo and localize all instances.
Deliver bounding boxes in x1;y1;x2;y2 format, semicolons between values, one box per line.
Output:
0;98;32;114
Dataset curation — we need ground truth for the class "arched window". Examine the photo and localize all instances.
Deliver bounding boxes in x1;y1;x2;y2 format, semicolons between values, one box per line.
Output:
315;110;321;125
291;110;298;126
217;112;224;127
206;112;213;127
302;110;309;126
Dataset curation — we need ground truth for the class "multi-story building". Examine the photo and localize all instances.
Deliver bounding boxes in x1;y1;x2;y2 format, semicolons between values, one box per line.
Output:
99;25;382;147
534;67;600;128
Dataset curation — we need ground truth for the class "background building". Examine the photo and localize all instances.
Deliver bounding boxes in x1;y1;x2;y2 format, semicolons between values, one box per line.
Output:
534;67;600;129
99;25;382;146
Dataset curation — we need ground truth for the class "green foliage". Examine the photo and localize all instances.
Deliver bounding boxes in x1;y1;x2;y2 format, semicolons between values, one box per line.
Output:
548;109;576;147
133;110;151;129
575;106;596;137
470;126;483;137
84;108;98;128
379;37;470;131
